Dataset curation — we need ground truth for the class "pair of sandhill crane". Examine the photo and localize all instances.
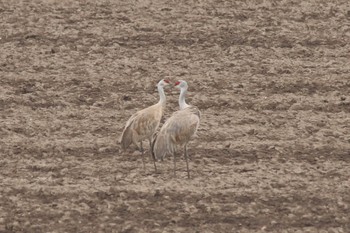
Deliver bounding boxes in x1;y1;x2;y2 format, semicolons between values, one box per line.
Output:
120;79;200;178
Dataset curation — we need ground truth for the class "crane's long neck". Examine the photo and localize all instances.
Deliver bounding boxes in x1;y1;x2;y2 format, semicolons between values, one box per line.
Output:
158;85;166;106
179;87;190;110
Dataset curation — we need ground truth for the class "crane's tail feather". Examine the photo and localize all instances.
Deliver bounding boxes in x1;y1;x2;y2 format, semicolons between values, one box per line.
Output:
153;132;175;161
120;125;133;150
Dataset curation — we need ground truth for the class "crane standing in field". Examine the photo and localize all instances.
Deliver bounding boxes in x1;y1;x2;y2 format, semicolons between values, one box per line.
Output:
120;79;170;170
152;80;201;178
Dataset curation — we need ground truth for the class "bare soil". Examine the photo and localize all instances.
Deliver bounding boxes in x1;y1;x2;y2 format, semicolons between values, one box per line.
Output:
1;0;350;232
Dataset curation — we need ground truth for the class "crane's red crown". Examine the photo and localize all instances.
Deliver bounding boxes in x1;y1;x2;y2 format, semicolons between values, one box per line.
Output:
175;81;181;86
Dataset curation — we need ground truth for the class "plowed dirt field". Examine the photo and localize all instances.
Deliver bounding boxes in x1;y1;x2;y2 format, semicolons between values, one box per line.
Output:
1;0;350;232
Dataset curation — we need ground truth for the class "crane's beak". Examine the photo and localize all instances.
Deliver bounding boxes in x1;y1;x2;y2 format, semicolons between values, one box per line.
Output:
163;79;171;86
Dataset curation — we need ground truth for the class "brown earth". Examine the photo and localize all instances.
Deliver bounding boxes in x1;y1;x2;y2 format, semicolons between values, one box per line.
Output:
1;0;350;232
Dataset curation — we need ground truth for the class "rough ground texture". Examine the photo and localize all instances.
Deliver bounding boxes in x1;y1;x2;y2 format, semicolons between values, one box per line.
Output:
1;0;350;232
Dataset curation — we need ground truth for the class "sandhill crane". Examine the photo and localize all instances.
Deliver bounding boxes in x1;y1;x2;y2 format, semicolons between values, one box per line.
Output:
152;80;200;178
120;79;170;170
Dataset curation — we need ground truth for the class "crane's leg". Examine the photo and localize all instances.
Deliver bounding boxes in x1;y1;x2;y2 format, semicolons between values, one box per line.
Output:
149;139;157;173
140;141;145;170
184;145;190;179
149;139;153;160
173;152;176;177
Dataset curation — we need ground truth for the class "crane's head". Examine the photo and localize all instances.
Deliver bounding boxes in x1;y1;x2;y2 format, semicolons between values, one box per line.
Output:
158;79;171;88
174;80;188;90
